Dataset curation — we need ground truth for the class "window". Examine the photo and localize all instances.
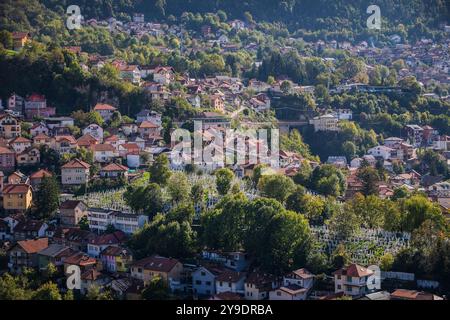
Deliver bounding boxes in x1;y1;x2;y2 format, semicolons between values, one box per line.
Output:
195;280;201;285
277;292;281;296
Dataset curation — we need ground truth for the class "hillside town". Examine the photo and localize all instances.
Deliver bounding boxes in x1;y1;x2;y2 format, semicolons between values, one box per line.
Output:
0;1;449;302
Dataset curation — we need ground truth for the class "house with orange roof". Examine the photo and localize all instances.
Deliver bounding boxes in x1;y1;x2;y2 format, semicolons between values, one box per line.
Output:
54;135;78;154
100;163;129;179
12;32;29;51
29;169;53;190
130;255;183;286
91;143;118;163
104;134;125;150
10;136;32;153
93;103;117;121
7;171;28;185
77;133;99;149
16;146;40;166
61;159;91;186
138;120;161;139
333;263;375;298
8;238;49;273
118;143;140;158
63;252;97;274
33;133;53;147
2;184;33;212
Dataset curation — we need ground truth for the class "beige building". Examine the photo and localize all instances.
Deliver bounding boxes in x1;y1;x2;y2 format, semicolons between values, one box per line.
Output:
309;114;340;132
61;158;91;186
0;113;21;139
59;200;88;227
130;255;183;286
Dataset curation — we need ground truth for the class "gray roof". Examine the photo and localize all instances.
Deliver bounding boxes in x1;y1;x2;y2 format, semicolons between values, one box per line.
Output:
38;244;70;257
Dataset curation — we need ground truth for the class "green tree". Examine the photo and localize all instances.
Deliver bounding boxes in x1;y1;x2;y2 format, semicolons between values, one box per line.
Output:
167;172;191;204
357;166;380;196
149;154;172;186
215;168;234;196
0;274;30;300
327;204;361;239
34;176;60;220
32;282;62;300
257;174;295;203
124;183;164;218
142;276;171;300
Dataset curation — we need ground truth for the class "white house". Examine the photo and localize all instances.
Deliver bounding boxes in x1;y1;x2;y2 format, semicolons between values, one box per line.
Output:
92;144;119;163
83;124;104;142
368;146;397;160
215;270;246;295
192;266;224;297
333;263;375;298
282;268;314;290
269;285;308;300
244;272;278;301
93;103;117;122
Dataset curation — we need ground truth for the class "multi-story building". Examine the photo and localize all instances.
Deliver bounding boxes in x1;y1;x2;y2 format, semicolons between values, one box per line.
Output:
333;263;375;298
59;200;88;227
309;114;340;132
0;113;21;139
0;146;16;172
8;238;49;273
93;103;117;122
2;184;33;212
61;159;91;186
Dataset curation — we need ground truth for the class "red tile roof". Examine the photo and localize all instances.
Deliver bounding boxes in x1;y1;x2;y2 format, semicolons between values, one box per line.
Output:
139;120;159;129
94;103;116;111
101;163;128;172
92;144;116;152
333;264;374;278
62;159;91;169
30;169;53;179
132;255;180;273
16;238;48;254
2;184;32;195
65;252;96;266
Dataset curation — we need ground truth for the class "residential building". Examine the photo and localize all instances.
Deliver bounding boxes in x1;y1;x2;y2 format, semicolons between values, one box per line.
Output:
59;200;88;227
87;231;127;258
8;238;49;273
100;246;133;273
0;146;15;172
99;163;129;179
333;264;375;298
37;244;76;270
245;272;278;300
10;136;32;153
82;124;104;142
192;265;225;297
215;269;246;295
93;103;117;121
16;147;40;166
309;114;340;132
2;184;33;212
12;32;29;51
61;159;91;186
92;144;118;163
13;219;47;241
130;255;183;286
0;113;21;139
29;169;53;190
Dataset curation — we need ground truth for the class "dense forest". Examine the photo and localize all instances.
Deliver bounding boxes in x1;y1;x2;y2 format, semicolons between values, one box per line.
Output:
2;0;449;33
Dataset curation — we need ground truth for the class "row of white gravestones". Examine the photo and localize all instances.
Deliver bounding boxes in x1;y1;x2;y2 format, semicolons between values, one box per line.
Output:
311;226;410;265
